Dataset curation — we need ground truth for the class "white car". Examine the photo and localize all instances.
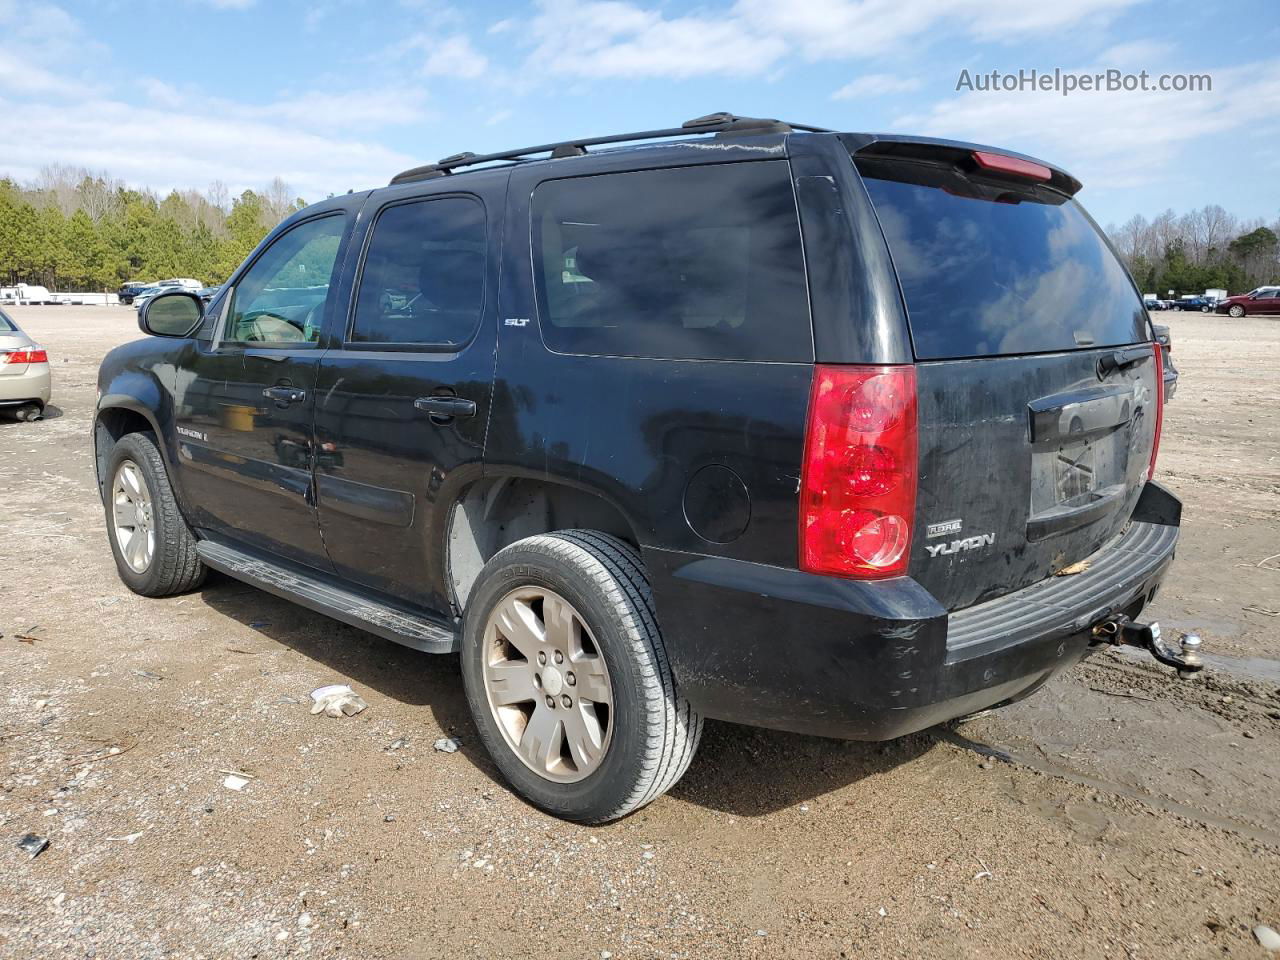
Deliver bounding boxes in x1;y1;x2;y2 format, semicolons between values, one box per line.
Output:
0;307;52;420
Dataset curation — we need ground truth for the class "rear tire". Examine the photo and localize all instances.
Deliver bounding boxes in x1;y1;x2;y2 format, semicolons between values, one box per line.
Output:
460;530;702;823
104;432;206;597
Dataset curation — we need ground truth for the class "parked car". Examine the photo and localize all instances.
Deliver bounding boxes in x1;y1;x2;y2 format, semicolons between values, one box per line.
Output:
131;286;167;312
1215;286;1280;317
0;306;52;420
1175;295;1212;312
93;112;1187;823
156;278;203;292
119;282;151;305
196;286;221;303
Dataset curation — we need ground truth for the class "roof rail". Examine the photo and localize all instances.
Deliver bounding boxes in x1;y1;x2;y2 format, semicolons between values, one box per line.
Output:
388;112;831;185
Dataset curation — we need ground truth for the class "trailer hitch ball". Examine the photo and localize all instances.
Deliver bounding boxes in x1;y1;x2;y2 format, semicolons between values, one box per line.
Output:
1092;615;1205;675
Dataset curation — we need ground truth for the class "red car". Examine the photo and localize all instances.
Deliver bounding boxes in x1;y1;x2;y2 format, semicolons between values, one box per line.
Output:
1216;286;1280;317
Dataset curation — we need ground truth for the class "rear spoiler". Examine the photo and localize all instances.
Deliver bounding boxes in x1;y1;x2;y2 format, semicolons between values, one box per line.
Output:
838;133;1083;197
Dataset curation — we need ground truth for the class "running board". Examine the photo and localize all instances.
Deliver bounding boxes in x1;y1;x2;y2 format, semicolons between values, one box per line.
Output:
195;541;458;654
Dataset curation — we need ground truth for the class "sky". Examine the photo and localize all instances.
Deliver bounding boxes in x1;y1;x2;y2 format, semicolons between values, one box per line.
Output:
1;0;1277;229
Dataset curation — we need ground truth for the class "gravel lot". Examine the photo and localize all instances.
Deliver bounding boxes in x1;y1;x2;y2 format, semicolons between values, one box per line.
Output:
1;306;1278;959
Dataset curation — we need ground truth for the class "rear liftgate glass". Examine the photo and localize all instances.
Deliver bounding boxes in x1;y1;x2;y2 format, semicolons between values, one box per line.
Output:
852;146;1160;610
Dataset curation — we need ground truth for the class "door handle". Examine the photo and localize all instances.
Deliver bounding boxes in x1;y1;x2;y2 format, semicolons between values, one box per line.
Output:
263;386;307;405
414;396;477;419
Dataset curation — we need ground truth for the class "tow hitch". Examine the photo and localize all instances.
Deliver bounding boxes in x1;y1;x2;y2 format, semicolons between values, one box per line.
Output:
1092;615;1204;676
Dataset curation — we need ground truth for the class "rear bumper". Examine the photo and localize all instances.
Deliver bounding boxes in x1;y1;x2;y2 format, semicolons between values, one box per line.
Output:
647;482;1181;741
0;365;51;406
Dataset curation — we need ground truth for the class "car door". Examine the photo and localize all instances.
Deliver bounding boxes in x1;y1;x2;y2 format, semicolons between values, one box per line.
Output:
1261;290;1280;315
311;180;504;613
171;208;357;570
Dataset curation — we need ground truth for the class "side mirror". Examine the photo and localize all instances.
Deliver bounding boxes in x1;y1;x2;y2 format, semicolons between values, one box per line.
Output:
139;291;203;338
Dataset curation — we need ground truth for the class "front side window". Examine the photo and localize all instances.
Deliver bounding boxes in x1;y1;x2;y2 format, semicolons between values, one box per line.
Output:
350;197;486;346
224;214;346;346
531;161;812;362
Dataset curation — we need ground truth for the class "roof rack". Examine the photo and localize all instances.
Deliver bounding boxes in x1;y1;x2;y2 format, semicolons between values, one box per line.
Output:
389;112;831;185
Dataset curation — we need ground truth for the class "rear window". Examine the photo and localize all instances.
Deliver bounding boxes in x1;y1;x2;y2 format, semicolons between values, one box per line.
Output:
0;309;15;332
531;161;812;362
857;158;1146;360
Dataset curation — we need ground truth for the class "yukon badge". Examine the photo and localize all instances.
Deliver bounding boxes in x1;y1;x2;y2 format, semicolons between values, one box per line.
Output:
926;533;995;558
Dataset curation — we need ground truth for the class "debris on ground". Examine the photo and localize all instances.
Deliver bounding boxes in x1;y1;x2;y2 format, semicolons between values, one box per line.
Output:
385;737;409;751
1256;925;1280;952
1055;560;1091;577
309;684;368;718
17;834;49;859
131;669;164;680
222;774;252;791
433;737;461;753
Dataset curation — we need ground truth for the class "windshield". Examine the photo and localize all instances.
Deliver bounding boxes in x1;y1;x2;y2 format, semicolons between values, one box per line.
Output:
857;157;1146;360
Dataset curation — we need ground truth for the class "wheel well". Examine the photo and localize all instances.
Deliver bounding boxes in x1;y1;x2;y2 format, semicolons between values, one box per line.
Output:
94;407;154;500
447;477;639;611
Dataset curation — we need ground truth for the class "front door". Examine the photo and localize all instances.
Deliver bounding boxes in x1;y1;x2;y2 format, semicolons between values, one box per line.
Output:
312;187;501;612
172;211;352;570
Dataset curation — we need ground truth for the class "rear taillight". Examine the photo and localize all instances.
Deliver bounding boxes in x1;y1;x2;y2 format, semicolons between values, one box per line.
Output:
2;349;48;364
800;365;918;579
1149;341;1164;479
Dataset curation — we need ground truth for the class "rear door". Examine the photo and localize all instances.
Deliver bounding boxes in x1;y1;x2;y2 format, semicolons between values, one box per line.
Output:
311;184;501;613
853;150;1158;610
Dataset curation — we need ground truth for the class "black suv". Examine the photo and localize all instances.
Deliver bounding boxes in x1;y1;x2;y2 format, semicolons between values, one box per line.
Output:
94;113;1187;823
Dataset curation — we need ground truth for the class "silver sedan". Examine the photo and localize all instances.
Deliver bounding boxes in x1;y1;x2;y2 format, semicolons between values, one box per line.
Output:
0;307;52;420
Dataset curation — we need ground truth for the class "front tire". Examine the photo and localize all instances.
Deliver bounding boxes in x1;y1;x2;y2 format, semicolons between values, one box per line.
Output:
460;531;702;823
1229;304;1246;318
105;432;206;597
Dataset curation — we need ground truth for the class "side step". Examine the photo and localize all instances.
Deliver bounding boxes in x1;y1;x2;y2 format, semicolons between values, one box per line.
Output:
195;540;458;654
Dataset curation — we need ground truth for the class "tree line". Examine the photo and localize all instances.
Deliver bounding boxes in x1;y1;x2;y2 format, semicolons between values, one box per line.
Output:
1106;205;1280;296
2;165;1277;299
0;165;308;291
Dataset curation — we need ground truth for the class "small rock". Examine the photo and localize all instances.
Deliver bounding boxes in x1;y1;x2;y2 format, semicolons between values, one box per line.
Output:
799;804;809;812
52;892;65;907
642;851;654;860
1255;925;1280;951
383;813;397;823
298;913;312;928
978;761;992;770
434;737;461;753
755;929;767;937
878;907;887;917
1243;730;1255;739
385;737;409;751
601;952;613;959
275;931;289;942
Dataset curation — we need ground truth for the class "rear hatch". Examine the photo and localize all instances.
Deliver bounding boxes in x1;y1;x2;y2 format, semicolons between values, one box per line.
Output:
852;144;1159;611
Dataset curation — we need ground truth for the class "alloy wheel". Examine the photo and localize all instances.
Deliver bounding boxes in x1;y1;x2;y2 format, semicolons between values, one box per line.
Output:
112;459;155;573
481;587;614;782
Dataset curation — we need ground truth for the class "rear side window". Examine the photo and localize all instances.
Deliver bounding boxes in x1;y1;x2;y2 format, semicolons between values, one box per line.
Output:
531;161;811;362
857;158;1146;359
351;196;486;347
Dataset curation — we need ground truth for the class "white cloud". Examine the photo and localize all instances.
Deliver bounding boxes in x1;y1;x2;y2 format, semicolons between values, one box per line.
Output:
418;34;489;78
0;2;418;198
521;0;1149;80
1093;38;1177;67
832;73;922;100
527;0;787;79
894;59;1280;191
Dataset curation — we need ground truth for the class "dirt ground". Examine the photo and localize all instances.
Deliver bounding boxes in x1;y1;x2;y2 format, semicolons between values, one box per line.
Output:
1;305;1278;960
